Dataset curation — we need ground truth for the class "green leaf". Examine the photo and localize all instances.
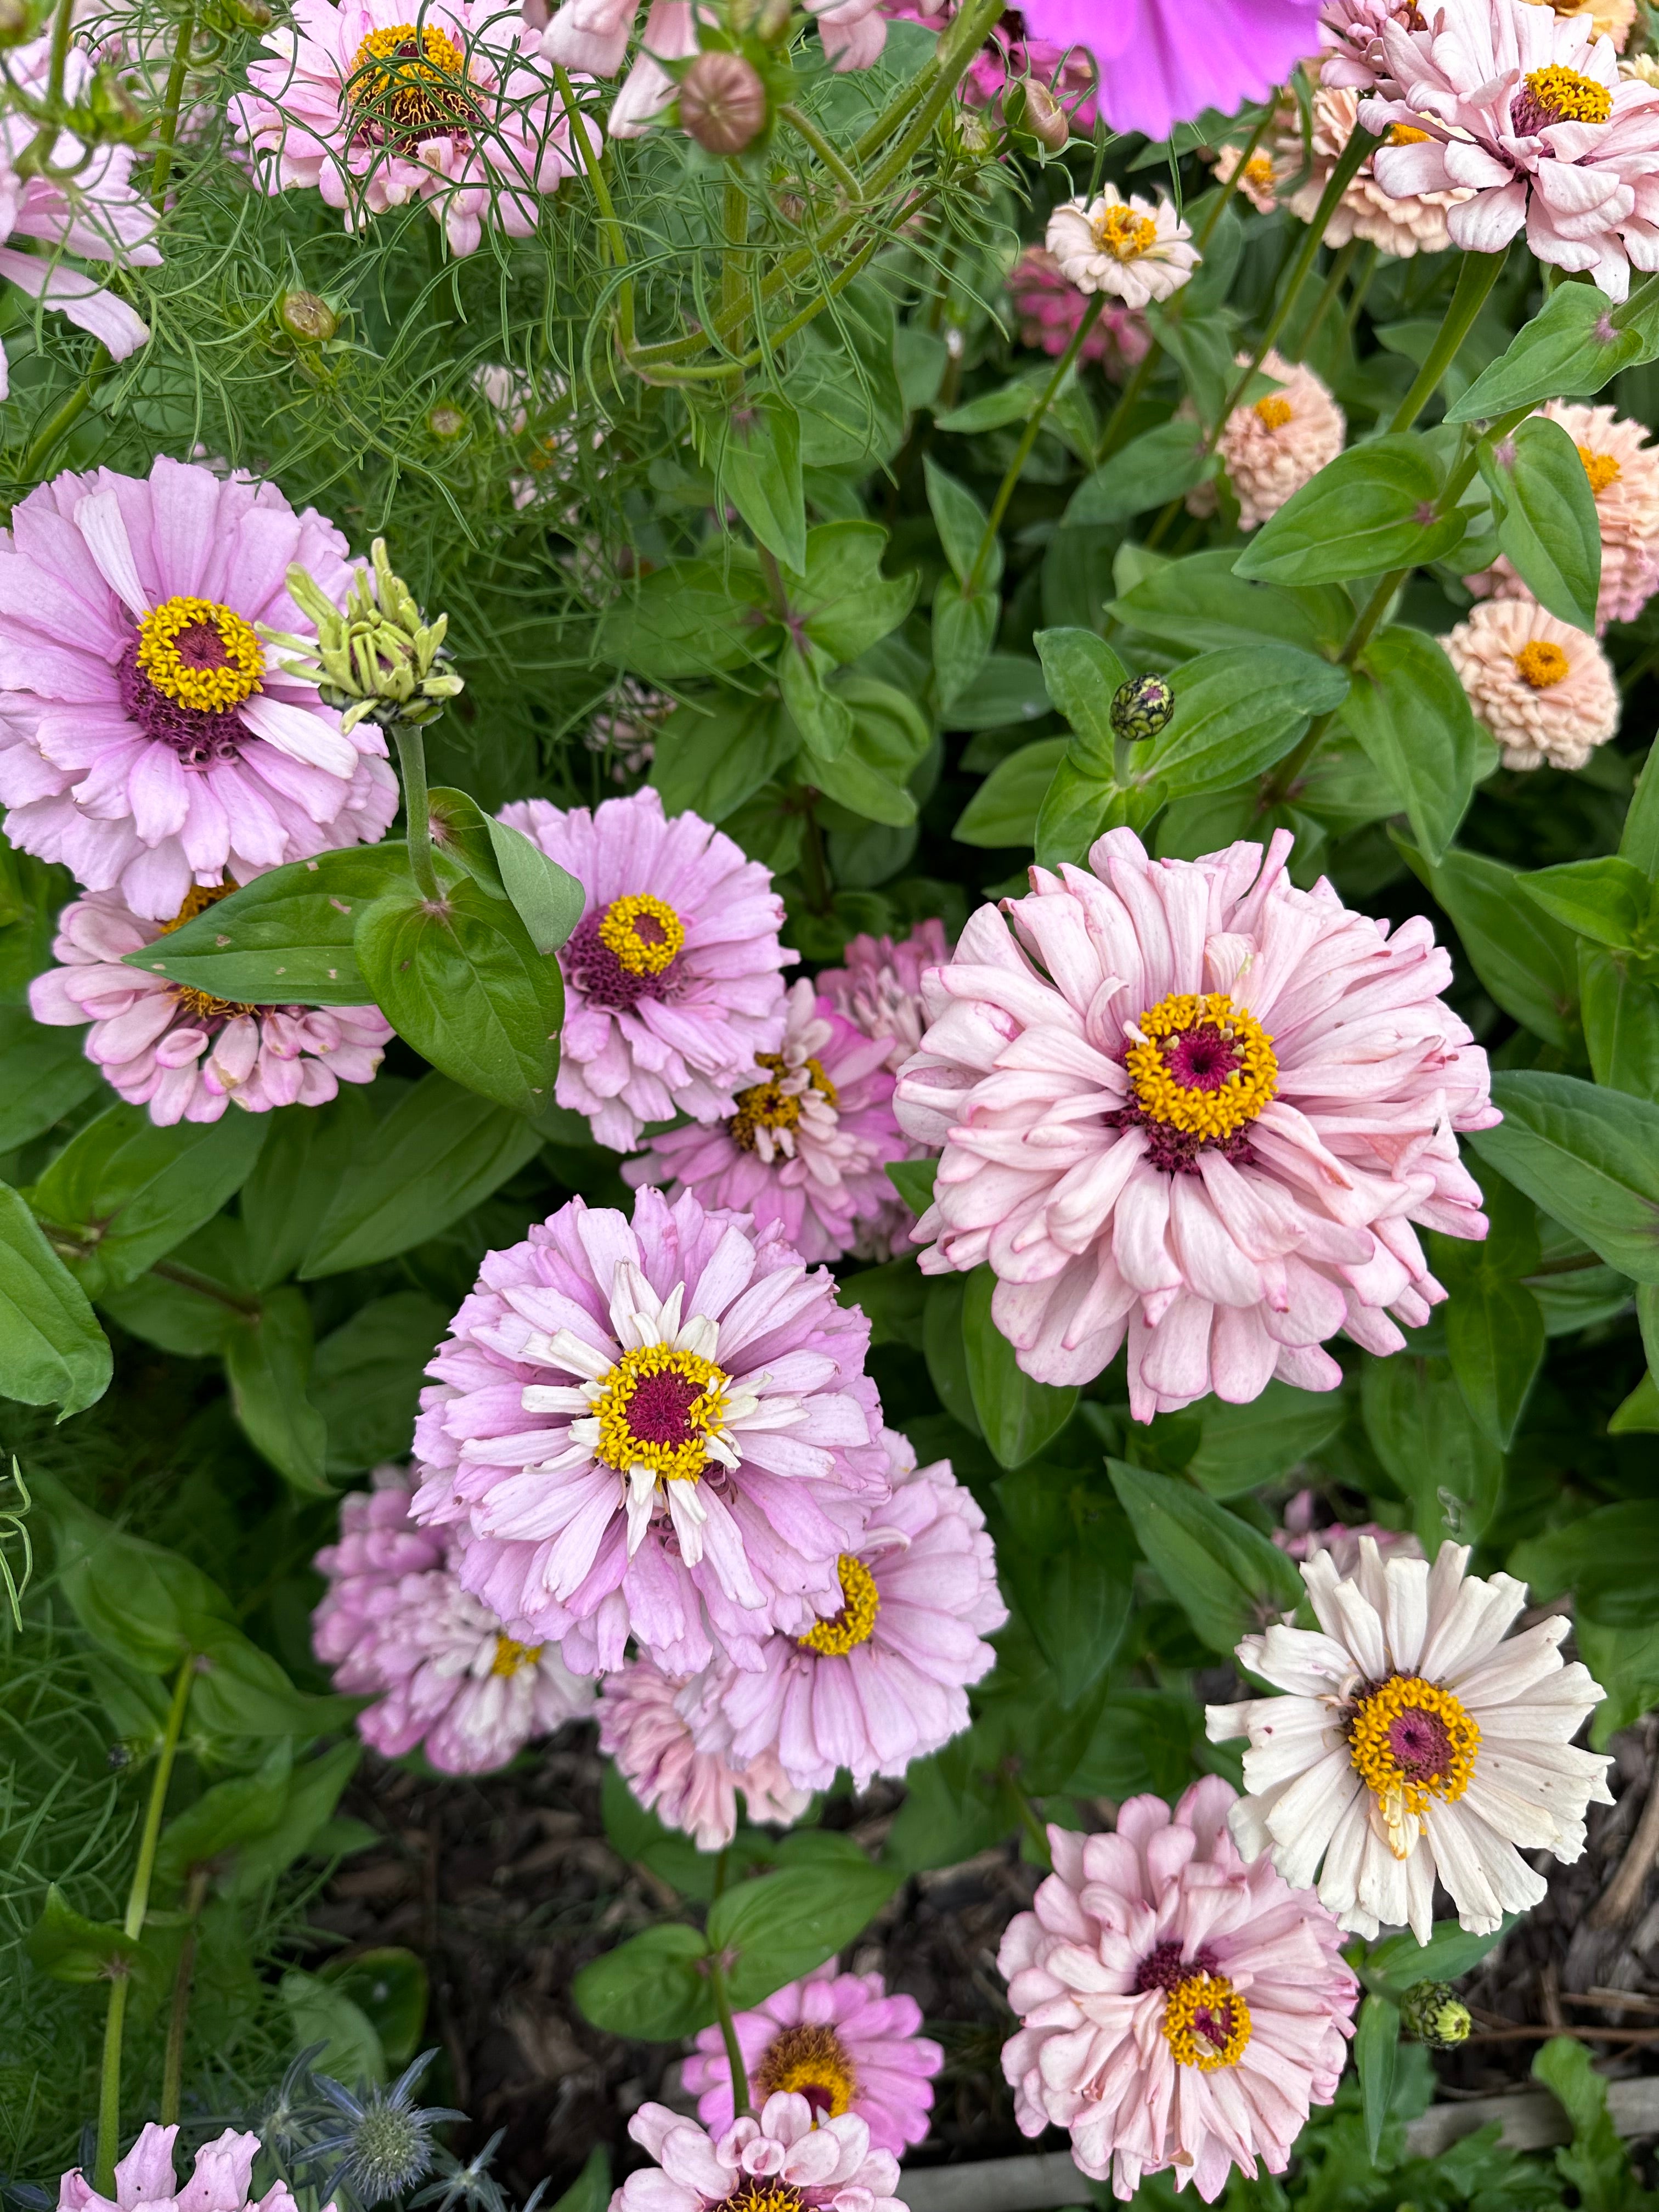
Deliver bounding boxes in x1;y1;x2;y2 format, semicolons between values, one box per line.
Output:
932;576;999;710
187;1615;351;1737
1444;1274;1544;1452
1107;550;1352;659
1184;1383;1347;1497
312;1293;448;1475
961;1265;1077;1468
1032;758;1121;871
1610;1368;1659;1432
1069;1689;1200;1799
1519;856;1650;949
953;738;1068;847
1064;420;1218;528
1356;1993;1401;2163
1446;283;1645;425
994;1463;1131;1707
225;1738;362;1897
924;457;998;586
839;1256;925;1348
717;392;807;572
1233;437;1468;585
1033;627;1128;768
885;1157;936;1216
127;847;411;1007
238;1092;373;1290
789;521;917;667
572;1922;714;2041
1135;645;1348;801
224;1285;329;1495
318;1948;429;2072
26;1884;150;1989
430;789;585;957
0;1183;110;1417
799;678;926;829
652;691;797;823
1621;747;1659;877
922;1275;980;1436
939;654;1052;733
39;1474;233;1673
302;1073;543;1277
155;1746;293;1897
1344;628;1487;865
1361;1356;1504;1548
1580;945;1659;1099
355;873;563;1118
792;284;906;471
279;1968;386;2084
1472;1071;1659;1284
595;552;769;679
1396;837;1581;1052
0;1009;101;1149
1369;1917;1513;1990
707;1860;899;2009
1106;1461;1304;1654
933;371;1045;435
780;638;855;761
1478;415;1601;633
1534;2036;1640;2212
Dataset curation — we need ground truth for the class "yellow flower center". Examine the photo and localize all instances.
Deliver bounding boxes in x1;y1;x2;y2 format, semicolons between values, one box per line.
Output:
1348;1673;1480;1859
1519;62;1612;126
598;892;685;977
1253;393;1295;430
753;2023;859;2118
1162;1971;1251;2071
1578;443;1622;495
592;1344;730;1484
1243;153;1275;188
1091;203;1158;262
350;21;469;134
1514;639;1571;689
730;1053;837;1152
1390;121;1431;143
716;2190;802;2212
156;883;258;1023
136;598;263;714
1126;991;1278;1142
799;1554;881;1657
158;880;238;935
491;1634;543;1677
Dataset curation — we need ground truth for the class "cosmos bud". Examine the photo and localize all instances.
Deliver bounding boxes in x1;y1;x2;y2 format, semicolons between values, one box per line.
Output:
427;402;468;438
679;50;768;156
278;289;338;343
1110;673;1175;743
1008;78;1068;153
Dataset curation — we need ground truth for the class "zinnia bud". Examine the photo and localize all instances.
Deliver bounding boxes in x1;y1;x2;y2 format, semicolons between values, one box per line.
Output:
1401;1982;1472;2051
679;51;768;156
1111;672;1175;742
278;289;338;343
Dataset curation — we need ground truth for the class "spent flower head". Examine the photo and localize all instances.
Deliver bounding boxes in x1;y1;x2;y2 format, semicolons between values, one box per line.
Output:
262;539;464;737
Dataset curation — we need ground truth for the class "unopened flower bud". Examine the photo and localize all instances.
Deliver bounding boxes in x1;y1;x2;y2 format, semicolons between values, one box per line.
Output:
80;64;145;140
679;50;768;155
1111;673;1175;742
0;0;35;46
1401;1982;1471;2051
278;289;337;343
956;110;995;156
1013;78;1068;152
232;0;274;28
427;402;467;438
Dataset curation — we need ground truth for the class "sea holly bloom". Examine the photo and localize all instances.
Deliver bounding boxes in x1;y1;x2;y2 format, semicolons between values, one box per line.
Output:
1214;350;1346;529
1013;0;1324;140
1006;248;1152;377
894;827;1497;1420
611;2095;906;2212
1046;185;1198;309
597;1654;810;1848
1468;399;1659;628
627;978;911;1265
411;1186;891;1677
0;457;397;921
231;0;601;254
29;885;392;1124
59;2125;318;2212
684;1962;945;2155
1206;1541;1613;1940
819;918;953;1075
500;789;792;1153
1442;597;1621;770
998;1779;1358;2202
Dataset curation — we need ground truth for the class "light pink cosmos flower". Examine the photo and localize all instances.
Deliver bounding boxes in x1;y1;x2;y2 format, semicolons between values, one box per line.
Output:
0;34;161;399
1274;1489;1424;1578
1468;399;1659;628
1358;0;1659;299
59;2125;319;2212
1015;0;1323;141
500;789;793;1154
597;1652;810;1848
698;1431;1006;1793
1443;597;1621;770
1006;249;1152;378
603;0;704;136
1216;350;1346;531
230;0;600;254
894;827;1498;1421
999;1780;1358;2202
0;457;397;921
684;1961;944;2156
28;884;391;1124
627;978;910;1266
411;1186;891;1677
611;2094;906;2212
819;918;953;1075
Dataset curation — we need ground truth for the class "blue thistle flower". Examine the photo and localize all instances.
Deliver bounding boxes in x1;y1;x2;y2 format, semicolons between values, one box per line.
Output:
306;2051;465;2208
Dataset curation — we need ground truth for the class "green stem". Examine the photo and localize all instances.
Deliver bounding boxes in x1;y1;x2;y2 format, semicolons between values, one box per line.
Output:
149;1257;260;1314
1095;339;1160;464
393;724;440;901
159;1867;210;2126
44;0;76;121
779;102;862;200
1289;236;1358;364
1387;250;1504;435
963;294;1105;594
708;1952;754;2119
15;352;105;484
721;174;750;338
149;2;196;211
555;68;635;352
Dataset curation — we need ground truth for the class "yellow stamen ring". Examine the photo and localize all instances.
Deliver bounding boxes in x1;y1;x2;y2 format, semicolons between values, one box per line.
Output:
591;1344;730;1485
1126;991;1278;1142
491;1634;543;1677
1253;394;1295;430
1521;63;1612;126
351;21;468;128
1578;444;1622;495
799;1554;881;1657
1162;1971;1251;2071
598;892;685;977
730;1053;838;1152
136;597;264;714
1514;640;1571;690
1348;1673;1480;1841
1092;204;1158;262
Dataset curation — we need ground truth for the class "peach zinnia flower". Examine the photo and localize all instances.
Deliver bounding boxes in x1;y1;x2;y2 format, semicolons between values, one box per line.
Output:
1219;78;1469;256
1468;399;1659;628
1527;0;1635;52
1045;185;1199;309
1443;598;1621;770
1216;349;1346;530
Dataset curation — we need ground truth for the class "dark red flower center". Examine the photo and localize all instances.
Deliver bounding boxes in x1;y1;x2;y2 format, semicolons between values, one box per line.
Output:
1134;1940;1218;1993
1161;1023;1242;1092
623;1367;706;1449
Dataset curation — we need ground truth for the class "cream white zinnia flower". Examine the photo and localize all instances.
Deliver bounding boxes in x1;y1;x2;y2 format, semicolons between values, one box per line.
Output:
1045;185;1199;309
1206;1539;1612;1940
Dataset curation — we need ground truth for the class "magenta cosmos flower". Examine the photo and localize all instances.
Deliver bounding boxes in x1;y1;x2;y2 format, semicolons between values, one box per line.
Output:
611;2095;906;2212
1360;0;1659;298
699;1431;1005;1792
0;457;397;921
627;978;911;1265
684;1962;944;2156
501;790;793;1153
597;1654;810;1848
411;1186;891;1677
232;0;600;254
29;884;392;1124
59;2126;318;2212
999;1779;1358;2202
1014;0;1324;142
894;827;1497;1421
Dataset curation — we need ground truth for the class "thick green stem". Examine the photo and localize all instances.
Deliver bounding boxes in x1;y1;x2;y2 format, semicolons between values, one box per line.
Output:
14;353;105;486
779;103;862;200
393;724;441;901
1096;340;1159;463
721;175;750;337
1388;250;1504;435
964;294;1105;594
149;2;197;212
159;1867;210;2126
44;0;76;122
708;1953;754;2119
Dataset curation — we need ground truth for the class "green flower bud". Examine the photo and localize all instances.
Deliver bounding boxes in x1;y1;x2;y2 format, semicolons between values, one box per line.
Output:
278;289;338;343
427;401;468;438
679;51;768;156
1111;673;1175;743
0;0;37;47
1401;1982;1471;2051
258;538;464;737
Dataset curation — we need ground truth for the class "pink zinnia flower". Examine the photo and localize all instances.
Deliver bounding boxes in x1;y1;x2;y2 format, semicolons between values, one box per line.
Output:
230;0;600;254
1006;249;1151;378
411;1186;891;1677
1468;399;1659;628
626;978;910;1265
1359;0;1659;299
27;884;392;1124
684;1962;944;2156
500;789;792;1153
312;1463;448;1600
1442;597;1621;770
59;2126;319;2212
895;827;1498;1421
1015;0;1324;141
818;918;953;1075
1319;0;1426;91
998;1779;1358;2202
611;2095;906;2212
0;457;397;921
1274;1489;1424;1577
597;1654;810;1848
1222;76;1471;257
1215;350;1346;530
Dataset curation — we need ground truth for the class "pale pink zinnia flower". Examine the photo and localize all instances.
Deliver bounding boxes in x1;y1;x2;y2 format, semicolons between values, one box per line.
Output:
1359;0;1659;300
1442;597;1621;770
410;1186;891;1677
1274;1489;1425;1578
1046;186;1199;309
684;1962;944;2155
1007;249;1151;378
611;2095;906;2212
59;2126;318;2212
312;1463;448;1599
1319;0;1428;91
27;884;392;1125
1207;1540;1612;1940
894;827;1498;1421
0;456;397;921
1467;399;1659;628
597;1654;810;1849
998;1779;1358;2202
500;789;792;1153
1215;349;1346;531
626;978;910;1265
231;0;601;254
818;918;953;1075
1224;76;1470;257
700;1431;1005;1793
